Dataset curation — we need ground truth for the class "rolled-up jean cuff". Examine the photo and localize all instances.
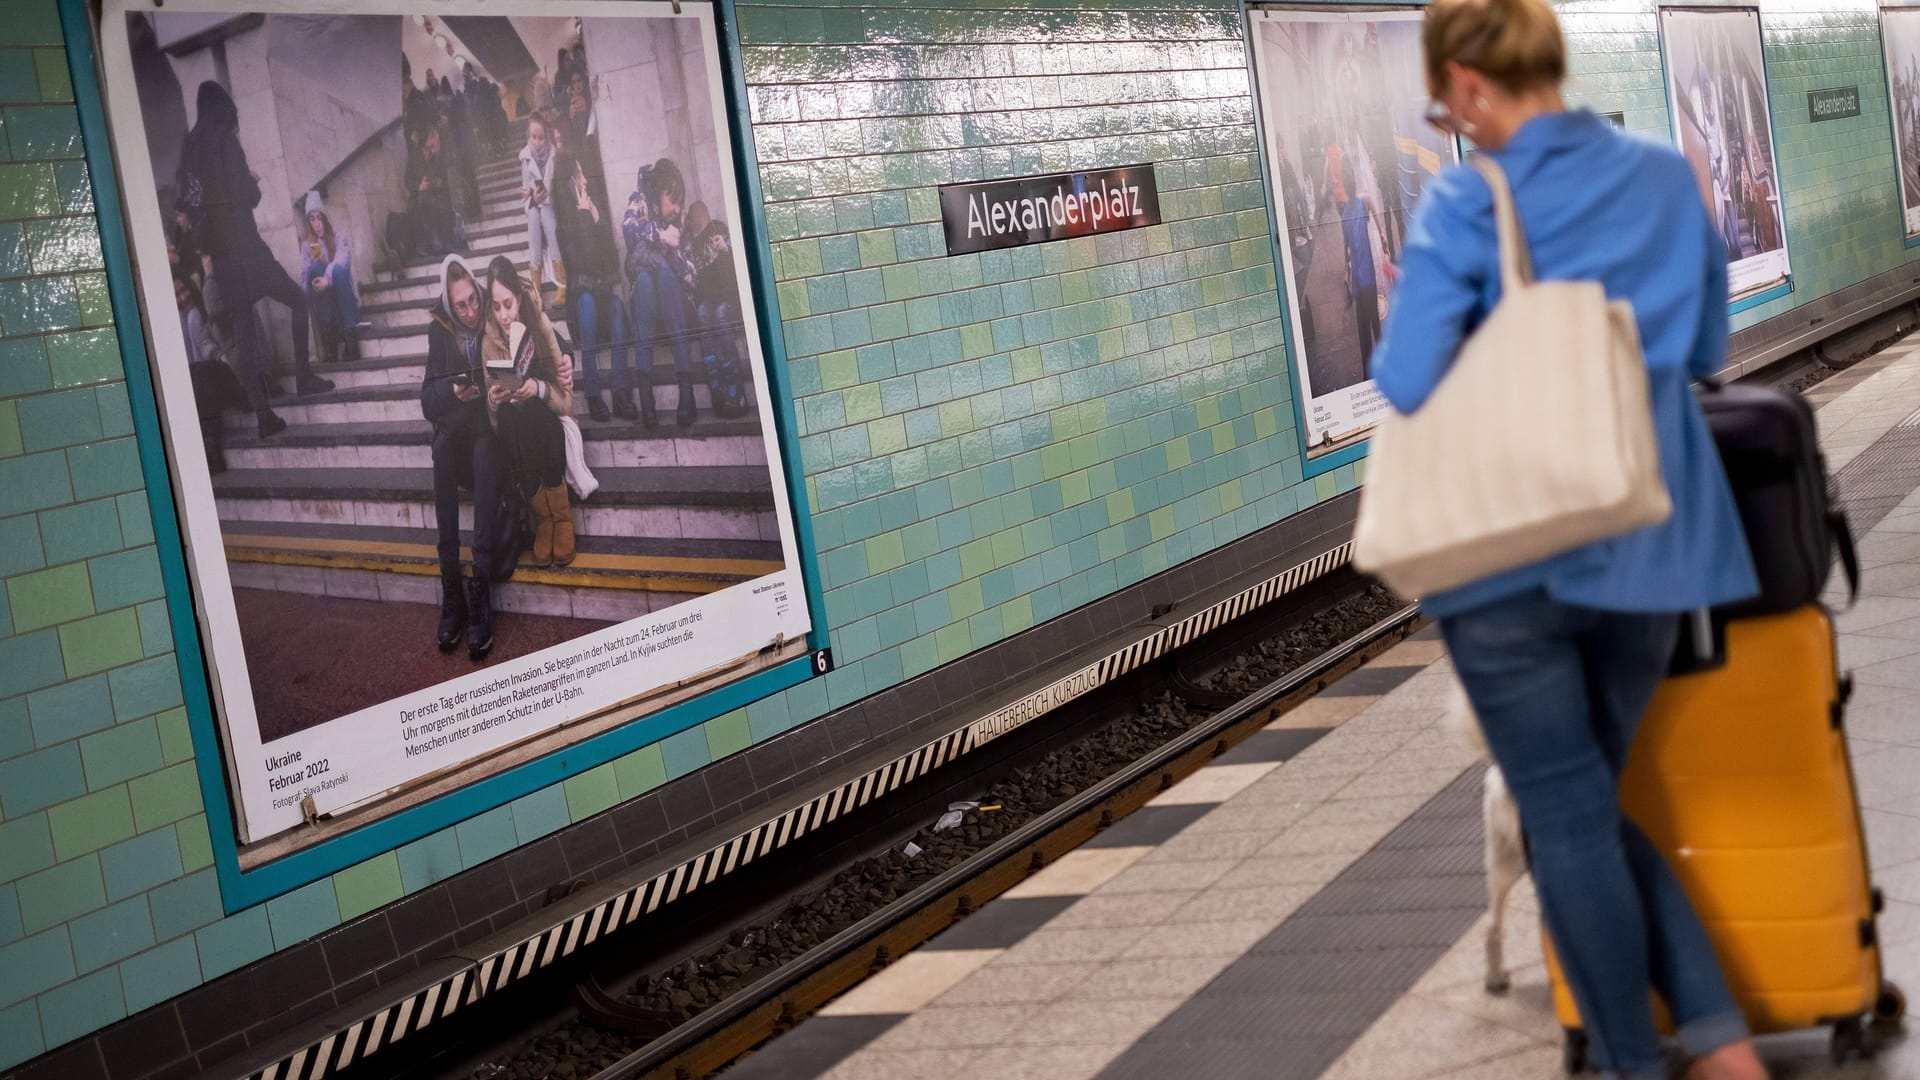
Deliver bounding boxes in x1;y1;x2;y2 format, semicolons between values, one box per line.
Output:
1677;1010;1749;1058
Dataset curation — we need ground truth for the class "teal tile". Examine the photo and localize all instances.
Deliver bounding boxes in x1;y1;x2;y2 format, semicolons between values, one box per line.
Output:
114;492;151;547
0;740;82;816
108;655;183;722
0;1000;37;1072
119;935;199;1014
510;785;569;843
79;715;162;791
660;725;710;779
35;966;121;1047
86;546;162;612
0;273;77;335
148;869;221;942
66;437;143;500
100;826;182;902
453;804;516;866
22;215;101;273
0;815;53;883
265;878;339;950
71;895;153;973
0;928;71;1009
95;383;131;438
4;104;79;160
0;512;44;577
16;854;101;935
137;599;172;657
397;827;462;892
36;497;120;565
195;906;271;980
26;672;111;746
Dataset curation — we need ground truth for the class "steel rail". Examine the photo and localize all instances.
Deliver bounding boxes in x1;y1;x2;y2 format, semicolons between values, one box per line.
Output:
587;601;1424;1080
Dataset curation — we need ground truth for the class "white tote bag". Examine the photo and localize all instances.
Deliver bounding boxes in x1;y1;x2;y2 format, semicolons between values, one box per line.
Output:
1352;156;1670;599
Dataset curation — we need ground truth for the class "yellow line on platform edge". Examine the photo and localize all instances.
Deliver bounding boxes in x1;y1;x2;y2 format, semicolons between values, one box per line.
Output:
221;537;781;595
223;533;781;577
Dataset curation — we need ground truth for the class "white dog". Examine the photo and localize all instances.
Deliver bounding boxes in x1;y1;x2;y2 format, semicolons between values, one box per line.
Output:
1446;680;1527;994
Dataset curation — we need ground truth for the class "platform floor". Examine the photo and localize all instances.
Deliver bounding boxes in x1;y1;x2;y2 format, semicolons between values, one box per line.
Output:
726;341;1920;1080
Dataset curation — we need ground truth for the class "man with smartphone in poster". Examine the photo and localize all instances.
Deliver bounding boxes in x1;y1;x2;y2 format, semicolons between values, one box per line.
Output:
422;255;501;660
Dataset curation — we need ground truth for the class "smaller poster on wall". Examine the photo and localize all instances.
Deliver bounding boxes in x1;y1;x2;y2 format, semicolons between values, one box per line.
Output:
1883;7;1920;239
1247;7;1456;459
1659;8;1791;300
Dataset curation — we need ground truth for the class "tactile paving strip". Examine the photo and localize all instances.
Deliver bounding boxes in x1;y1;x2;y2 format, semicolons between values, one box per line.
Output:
1094;767;1486;1080
1835;422;1920;536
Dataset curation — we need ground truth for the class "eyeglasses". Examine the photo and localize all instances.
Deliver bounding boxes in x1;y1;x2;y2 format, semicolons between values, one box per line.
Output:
1424;99;1460;136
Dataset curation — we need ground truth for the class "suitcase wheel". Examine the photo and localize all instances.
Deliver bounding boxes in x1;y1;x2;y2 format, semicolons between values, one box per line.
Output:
1562;1028;1591;1075
1875;980;1907;1030
1831;1016;1878;1065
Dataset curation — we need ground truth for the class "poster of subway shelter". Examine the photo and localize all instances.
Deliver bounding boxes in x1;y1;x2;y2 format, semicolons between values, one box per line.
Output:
1659;8;1791;300
1247;7;1455;459
98;0;813;844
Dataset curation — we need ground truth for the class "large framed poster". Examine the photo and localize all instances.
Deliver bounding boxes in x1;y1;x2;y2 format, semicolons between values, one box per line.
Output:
98;0;815;844
1247;7;1455;460
1884;7;1920;240
1659;8;1791;300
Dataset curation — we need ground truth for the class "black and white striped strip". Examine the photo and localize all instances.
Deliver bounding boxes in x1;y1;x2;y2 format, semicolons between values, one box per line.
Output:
238;542;1351;1080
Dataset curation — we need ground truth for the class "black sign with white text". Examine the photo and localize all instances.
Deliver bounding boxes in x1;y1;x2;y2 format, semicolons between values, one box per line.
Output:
939;165;1161;255
1809;85;1860;122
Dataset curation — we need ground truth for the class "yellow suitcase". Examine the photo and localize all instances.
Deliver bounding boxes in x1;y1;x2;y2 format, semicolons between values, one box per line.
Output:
1541;606;1904;1072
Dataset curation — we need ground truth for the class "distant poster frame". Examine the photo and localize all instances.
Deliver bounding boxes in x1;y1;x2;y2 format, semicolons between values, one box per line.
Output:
97;0;818;845
1881;6;1920;241
1245;6;1457;463
1658;7;1793;301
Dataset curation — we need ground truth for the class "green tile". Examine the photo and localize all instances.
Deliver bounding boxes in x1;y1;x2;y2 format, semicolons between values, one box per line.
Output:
0;3;59;47
79;715;161;791
45;329;117;388
6;561;90;632
156;707;192;765
126;761;201;833
563;761;620;821
396;828;461;893
0;163;56;218
333;852;403;921
613;744;667;799
48;785;135;861
32;48;70;105
175;814;212;872
16;854;102;935
865;530;906;574
704;709;751;761
0;400;17;458
59;607;141;677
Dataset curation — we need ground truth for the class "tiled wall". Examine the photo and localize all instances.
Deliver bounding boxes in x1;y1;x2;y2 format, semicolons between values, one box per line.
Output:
3;0;1916;1069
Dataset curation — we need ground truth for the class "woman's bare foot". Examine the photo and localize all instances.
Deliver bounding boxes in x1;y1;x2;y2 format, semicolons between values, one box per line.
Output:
1688;1040;1768;1080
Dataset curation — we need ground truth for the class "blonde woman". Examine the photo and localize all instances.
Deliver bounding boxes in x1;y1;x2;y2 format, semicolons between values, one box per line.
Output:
1371;1;1764;1077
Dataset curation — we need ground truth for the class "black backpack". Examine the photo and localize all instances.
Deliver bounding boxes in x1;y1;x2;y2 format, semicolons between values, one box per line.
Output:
1697;380;1859;617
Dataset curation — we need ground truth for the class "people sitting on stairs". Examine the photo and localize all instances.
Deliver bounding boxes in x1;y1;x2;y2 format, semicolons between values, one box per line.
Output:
296;191;361;364
482;255;578;575
682;200;752;419
176;80;333;440
173;269;246;476
422;256;501;661
549;114;637;425
519;112;567;309
624;158;701;428
406;125;464;259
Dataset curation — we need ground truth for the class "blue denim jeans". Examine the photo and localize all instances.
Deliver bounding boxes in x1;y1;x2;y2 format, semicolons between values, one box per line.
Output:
1440;590;1747;1080
575;288;634;395
629;262;693;375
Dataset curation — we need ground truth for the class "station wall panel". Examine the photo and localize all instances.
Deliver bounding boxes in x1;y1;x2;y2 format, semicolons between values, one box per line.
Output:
3;0;1917;1071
